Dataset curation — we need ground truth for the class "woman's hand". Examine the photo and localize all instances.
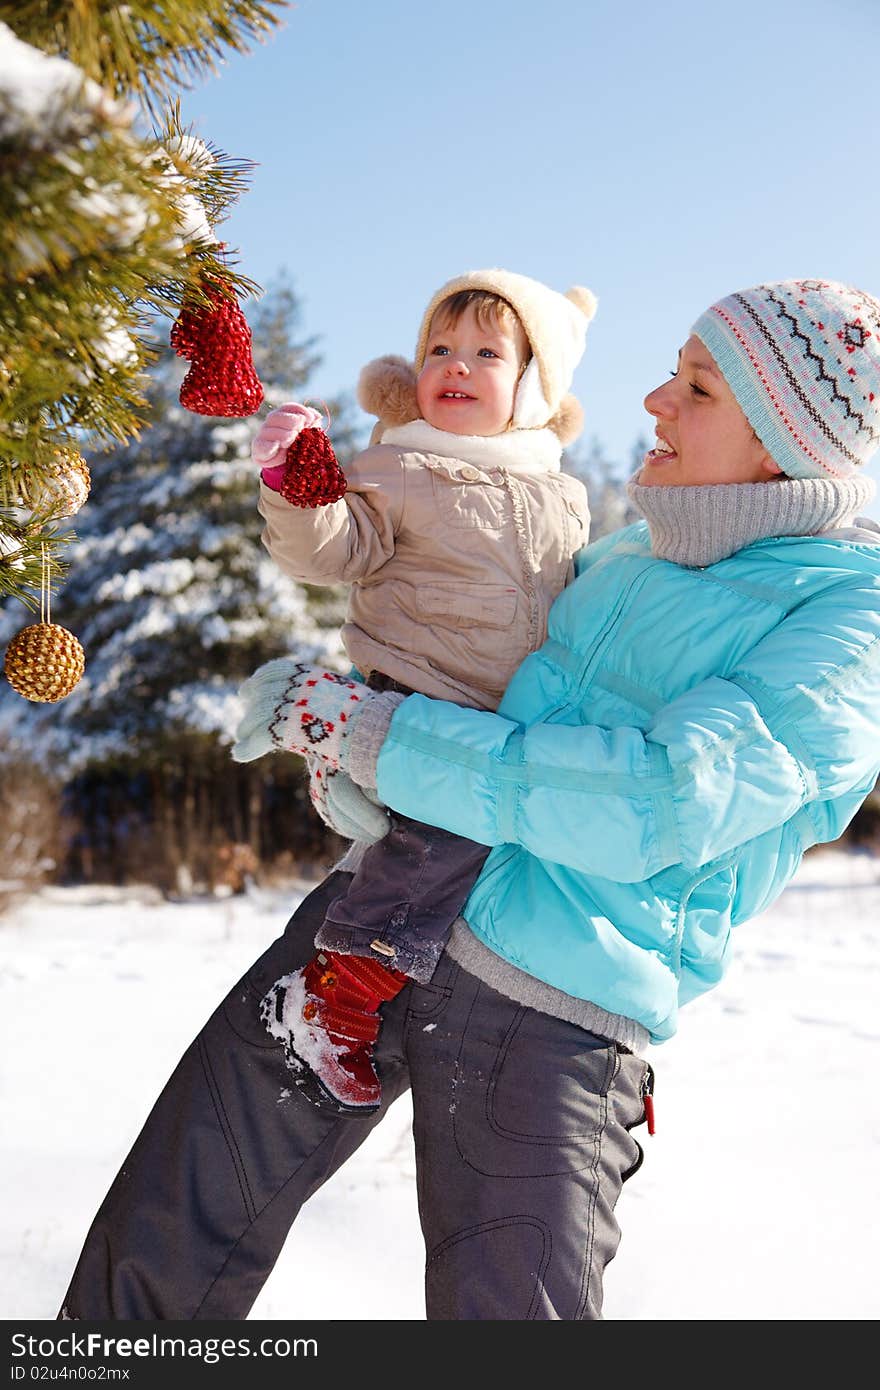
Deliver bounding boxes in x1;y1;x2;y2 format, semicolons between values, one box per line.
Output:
232;659;367;767
307;757;390;844
231;658;404;791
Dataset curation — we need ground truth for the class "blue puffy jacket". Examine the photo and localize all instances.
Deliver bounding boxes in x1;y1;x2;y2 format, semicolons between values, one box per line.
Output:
375;520;880;1042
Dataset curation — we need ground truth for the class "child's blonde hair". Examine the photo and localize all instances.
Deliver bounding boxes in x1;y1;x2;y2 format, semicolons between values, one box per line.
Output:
429;290;531;373
361;270;594;444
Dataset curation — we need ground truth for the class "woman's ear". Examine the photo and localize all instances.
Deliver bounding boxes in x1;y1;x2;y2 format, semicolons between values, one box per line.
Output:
760;454;785;479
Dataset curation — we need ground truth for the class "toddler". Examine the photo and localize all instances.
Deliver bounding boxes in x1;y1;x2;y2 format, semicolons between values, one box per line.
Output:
235;269;595;1112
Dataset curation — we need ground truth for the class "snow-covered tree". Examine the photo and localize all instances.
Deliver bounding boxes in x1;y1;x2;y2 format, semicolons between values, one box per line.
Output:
0;2;285;608
7;280;356;758
0;280;364;889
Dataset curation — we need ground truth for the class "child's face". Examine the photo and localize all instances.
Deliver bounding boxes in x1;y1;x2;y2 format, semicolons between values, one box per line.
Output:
639;335;781;487
416;302;528;436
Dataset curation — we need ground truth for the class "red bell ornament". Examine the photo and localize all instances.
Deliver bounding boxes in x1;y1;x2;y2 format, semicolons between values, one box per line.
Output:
171;281;264;418
279;428;348;508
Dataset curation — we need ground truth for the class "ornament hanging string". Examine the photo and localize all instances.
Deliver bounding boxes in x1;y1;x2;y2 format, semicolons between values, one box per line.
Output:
41;542;51;625
303;399;333;432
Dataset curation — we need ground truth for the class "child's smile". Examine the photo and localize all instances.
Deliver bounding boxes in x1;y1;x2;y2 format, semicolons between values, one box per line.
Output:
416;302;527;436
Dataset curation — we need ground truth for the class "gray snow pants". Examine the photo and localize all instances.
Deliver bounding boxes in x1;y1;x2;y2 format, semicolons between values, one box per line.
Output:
60;871;650;1321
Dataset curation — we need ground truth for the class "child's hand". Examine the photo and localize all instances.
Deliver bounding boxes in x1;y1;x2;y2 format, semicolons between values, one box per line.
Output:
252;402;323;467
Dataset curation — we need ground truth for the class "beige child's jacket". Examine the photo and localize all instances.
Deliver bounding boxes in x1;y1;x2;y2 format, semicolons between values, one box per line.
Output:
259;419;590;711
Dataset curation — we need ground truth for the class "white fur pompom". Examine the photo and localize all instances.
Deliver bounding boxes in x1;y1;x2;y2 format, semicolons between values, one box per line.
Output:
548;393;585;446
566;286;598;323
356;355;420;425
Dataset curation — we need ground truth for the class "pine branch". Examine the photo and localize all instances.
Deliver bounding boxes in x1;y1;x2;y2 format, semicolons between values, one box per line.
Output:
1;36;262;486
0;7;279;620
1;2;289;116
0;511;69;608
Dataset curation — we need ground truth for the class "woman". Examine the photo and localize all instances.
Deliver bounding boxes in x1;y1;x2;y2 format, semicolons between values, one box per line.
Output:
60;278;880;1321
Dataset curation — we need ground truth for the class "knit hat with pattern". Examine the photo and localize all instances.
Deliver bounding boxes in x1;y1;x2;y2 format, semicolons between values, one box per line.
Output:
414;269;597;431
692;279;880;479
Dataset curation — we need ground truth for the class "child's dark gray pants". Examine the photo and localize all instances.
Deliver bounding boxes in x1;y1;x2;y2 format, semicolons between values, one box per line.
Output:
60;872;650;1322
316;811;492;981
315;670;492;982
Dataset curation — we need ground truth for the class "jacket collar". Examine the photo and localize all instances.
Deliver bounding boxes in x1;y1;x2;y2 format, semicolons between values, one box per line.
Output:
379;419;562;475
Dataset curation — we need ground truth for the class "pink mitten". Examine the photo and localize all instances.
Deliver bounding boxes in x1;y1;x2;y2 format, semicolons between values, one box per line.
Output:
253;403;324;488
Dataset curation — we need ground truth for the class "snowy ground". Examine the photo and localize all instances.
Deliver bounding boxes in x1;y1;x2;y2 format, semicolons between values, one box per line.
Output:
1;846;878;1322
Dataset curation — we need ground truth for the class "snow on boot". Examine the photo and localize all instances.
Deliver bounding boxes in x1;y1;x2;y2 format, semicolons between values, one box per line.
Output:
261;950;408;1114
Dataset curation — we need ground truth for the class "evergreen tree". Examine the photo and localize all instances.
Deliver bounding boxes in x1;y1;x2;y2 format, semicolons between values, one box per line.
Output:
0;281;363;888
0;2;285;609
0;278;361;764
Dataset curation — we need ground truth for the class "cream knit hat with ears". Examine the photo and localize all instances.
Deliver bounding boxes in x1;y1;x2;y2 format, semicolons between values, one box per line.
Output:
413;269;598;430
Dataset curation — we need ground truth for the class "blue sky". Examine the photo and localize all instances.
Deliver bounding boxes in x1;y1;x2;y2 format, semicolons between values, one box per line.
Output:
179;0;880;509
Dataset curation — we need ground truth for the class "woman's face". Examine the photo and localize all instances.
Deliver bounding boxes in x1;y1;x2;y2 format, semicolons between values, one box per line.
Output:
639;334;782;487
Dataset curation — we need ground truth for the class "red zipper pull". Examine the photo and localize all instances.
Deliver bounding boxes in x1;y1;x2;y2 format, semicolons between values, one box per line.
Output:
641;1064;656;1135
644;1091;655;1136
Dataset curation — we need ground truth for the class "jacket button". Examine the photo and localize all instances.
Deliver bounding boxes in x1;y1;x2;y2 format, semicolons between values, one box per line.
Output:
458;465;480;482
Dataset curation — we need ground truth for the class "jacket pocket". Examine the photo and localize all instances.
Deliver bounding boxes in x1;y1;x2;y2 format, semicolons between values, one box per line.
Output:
416;581;518;630
414;578;517;633
453;1005;620;1177
429;468;510;529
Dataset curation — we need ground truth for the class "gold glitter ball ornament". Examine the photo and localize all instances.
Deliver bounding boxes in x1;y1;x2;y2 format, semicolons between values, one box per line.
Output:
24;448;92;519
3;622;85;702
46;448;91;518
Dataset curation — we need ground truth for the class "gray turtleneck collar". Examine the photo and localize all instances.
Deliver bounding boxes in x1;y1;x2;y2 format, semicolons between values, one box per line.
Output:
625;473;877;568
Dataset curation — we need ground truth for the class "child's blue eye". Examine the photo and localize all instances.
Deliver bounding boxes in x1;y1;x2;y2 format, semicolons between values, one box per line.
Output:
478;348;497;358
431;346;449;356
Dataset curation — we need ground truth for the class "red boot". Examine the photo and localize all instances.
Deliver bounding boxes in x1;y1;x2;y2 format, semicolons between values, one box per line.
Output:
263;951;408;1113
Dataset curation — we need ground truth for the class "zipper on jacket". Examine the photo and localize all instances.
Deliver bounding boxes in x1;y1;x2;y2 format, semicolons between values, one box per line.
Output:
641;1062;656;1136
539;560;656;725
575;563;655;693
